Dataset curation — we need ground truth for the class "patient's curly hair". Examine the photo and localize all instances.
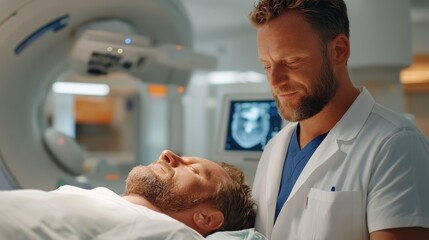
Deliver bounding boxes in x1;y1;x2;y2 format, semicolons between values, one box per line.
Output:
209;162;256;231
249;0;349;45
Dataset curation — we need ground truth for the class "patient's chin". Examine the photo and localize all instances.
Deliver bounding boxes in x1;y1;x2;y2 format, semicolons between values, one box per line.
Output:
125;166;208;214
127;168;165;198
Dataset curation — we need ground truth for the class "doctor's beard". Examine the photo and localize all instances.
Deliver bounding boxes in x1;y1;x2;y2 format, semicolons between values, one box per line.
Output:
274;51;338;122
125;164;208;213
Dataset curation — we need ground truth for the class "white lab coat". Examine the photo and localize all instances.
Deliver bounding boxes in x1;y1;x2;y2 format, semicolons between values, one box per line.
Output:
0;185;205;240
253;88;429;240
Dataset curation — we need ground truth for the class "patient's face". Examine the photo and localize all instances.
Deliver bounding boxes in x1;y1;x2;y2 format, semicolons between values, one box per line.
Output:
125;150;230;212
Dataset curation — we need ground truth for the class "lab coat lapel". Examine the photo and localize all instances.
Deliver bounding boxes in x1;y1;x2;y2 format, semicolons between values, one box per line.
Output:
269;126;340;238
287;133;339;199
263;123;296;237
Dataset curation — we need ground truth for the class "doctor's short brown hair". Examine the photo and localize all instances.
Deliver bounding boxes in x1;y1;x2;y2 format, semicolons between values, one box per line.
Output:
209;162;256;232
249;0;350;46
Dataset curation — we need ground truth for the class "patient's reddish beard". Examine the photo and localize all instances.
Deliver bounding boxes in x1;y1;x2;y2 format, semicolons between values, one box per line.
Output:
125;163;209;213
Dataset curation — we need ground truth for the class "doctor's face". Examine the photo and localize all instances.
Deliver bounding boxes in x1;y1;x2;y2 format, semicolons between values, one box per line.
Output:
257;11;338;122
125;150;230;212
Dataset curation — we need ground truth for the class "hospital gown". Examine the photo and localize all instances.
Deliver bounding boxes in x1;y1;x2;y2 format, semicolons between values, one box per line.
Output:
0;185;205;240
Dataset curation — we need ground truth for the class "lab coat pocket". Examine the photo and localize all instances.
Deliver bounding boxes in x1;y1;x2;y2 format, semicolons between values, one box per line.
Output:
300;188;363;240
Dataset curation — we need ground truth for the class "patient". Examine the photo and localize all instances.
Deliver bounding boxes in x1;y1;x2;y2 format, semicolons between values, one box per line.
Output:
0;150;256;240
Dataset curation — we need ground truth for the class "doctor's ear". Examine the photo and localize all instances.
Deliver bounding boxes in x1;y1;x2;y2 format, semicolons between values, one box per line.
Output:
329;33;350;65
192;210;224;232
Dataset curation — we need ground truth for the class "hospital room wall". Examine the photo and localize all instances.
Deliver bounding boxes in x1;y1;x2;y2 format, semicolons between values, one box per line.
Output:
193;27;262;73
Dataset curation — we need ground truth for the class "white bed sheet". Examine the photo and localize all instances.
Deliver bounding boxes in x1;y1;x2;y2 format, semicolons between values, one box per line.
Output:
0;185;204;240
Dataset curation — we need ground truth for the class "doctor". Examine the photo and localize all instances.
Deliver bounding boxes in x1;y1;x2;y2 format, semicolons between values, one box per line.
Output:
249;0;429;239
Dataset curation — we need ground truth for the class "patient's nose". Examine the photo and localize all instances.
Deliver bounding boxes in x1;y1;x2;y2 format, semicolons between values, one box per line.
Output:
160;150;182;167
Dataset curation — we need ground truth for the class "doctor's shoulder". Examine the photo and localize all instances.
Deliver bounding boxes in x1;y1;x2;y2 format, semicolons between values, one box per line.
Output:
364;103;428;144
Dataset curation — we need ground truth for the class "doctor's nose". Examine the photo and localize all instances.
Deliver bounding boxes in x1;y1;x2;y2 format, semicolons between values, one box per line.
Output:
267;65;289;88
160;150;183;168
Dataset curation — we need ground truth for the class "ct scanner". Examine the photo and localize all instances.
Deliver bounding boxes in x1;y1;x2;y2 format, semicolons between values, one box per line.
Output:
0;0;215;192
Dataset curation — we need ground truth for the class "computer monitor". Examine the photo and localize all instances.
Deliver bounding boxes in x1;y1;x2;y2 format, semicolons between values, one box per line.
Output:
216;93;284;161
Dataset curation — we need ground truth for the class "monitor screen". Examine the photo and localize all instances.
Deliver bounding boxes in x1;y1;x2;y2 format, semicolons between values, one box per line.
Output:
223;98;282;152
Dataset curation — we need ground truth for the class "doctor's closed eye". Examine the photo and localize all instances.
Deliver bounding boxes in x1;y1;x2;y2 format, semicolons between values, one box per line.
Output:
282;58;301;68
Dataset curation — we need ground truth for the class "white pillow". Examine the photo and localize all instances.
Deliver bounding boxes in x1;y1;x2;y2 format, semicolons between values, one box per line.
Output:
206;228;267;240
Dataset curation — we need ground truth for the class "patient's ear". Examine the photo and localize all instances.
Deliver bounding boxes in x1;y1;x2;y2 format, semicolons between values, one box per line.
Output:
193;210;224;232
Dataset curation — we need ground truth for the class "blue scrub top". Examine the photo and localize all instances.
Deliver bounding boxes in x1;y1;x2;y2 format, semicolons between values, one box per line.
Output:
275;125;328;222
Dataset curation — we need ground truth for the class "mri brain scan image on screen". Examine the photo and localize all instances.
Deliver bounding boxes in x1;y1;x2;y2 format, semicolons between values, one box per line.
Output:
231;102;270;148
225;100;282;152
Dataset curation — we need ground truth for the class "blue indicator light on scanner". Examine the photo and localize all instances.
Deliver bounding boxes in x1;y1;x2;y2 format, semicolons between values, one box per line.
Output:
124;38;132;45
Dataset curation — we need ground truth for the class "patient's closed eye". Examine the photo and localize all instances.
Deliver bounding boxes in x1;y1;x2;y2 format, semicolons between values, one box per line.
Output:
188;166;199;175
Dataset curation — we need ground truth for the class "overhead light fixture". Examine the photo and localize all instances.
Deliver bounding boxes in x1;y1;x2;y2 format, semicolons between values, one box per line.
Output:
208;71;266;85
52;82;110;96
